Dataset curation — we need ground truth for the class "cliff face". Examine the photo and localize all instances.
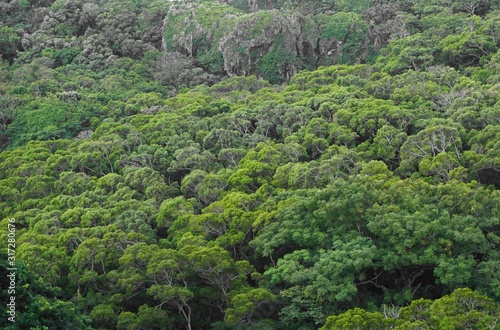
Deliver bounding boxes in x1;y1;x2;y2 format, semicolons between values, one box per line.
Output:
218;11;311;77
161;2;239;56
161;2;369;82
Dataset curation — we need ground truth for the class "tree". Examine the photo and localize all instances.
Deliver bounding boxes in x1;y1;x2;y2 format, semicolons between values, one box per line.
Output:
418;152;461;181
225;288;275;324
150;52;216;89
110;243;195;330
0;24;20;62
320;289;500;329
321;308;394;330
182;244;254;315
399;119;464;174
117;305;173;330
429;288;500;329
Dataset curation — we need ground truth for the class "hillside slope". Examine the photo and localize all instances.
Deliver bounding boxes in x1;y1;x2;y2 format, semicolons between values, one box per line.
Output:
1;0;500;329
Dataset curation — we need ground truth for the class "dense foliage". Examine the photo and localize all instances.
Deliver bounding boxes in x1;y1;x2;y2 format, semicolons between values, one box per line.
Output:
1;0;500;329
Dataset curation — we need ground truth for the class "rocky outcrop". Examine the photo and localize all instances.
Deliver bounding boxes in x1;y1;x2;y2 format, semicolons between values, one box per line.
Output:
218;10;313;77
161;2;240;56
161;2;371;82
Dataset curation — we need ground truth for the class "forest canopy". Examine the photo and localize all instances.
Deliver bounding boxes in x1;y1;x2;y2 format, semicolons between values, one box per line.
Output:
0;0;499;329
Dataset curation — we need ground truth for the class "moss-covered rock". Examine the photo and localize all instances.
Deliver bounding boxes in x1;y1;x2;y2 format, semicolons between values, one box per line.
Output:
161;2;370;82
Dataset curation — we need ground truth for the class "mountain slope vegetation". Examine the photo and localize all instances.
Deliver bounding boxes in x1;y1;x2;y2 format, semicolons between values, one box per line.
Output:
1;0;499;329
